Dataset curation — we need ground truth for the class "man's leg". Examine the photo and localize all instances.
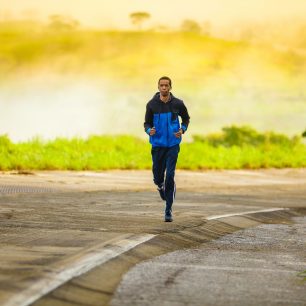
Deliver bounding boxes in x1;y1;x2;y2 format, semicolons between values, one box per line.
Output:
151;146;167;200
164;144;180;221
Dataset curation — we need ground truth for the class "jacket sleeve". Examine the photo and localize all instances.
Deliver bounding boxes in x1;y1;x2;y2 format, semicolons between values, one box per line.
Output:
144;103;153;134
179;101;190;133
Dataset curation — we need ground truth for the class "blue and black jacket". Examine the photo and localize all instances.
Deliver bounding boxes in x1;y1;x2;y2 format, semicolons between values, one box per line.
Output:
144;92;190;147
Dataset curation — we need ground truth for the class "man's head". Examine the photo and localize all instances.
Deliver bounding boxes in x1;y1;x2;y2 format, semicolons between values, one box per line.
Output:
158;76;172;97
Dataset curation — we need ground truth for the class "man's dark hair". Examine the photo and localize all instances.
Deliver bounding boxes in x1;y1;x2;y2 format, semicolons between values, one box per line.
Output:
158;76;172;87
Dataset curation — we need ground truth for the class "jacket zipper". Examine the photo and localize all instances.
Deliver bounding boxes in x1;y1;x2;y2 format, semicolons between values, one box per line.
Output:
167;112;169;145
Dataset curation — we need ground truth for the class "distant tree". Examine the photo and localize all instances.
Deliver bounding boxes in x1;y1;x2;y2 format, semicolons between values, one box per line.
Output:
297;25;306;49
302;129;306;137
180;19;202;34
48;15;79;31
129;12;150;30
201;21;211;36
0;9;13;21
239;26;256;41
21;9;39;21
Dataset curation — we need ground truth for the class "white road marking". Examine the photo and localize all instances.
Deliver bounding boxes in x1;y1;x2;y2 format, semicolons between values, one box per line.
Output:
206;208;288;220
4;233;155;306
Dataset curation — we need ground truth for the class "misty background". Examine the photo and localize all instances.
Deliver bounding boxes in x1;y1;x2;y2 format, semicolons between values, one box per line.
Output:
0;0;305;142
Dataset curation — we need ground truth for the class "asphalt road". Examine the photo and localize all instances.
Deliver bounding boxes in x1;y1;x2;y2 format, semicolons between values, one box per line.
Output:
0;169;305;306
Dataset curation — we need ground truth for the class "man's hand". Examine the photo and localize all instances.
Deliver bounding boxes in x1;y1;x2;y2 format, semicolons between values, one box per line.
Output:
149;127;156;136
174;128;183;138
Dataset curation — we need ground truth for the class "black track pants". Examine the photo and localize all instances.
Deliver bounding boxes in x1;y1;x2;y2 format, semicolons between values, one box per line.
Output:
151;144;180;213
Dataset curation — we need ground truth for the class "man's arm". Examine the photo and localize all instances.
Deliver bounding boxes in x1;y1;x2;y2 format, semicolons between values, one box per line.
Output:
179;102;190;133
144;103;153;135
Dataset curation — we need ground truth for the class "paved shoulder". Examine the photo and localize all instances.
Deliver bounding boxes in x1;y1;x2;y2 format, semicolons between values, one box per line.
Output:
112;216;306;306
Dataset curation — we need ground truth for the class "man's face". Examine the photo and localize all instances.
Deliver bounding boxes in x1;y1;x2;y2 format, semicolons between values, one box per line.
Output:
158;79;171;97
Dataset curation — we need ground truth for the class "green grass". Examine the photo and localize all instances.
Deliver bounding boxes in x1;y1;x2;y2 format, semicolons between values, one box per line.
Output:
1;126;305;170
297;271;306;282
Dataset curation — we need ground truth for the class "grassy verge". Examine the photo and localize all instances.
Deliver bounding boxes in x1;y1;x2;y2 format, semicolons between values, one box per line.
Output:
297;270;306;282
1;126;305;170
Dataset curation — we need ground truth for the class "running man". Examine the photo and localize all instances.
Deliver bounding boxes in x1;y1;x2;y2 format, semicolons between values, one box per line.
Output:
144;76;190;222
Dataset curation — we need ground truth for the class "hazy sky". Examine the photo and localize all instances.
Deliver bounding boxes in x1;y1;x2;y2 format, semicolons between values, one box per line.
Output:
1;0;306;29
